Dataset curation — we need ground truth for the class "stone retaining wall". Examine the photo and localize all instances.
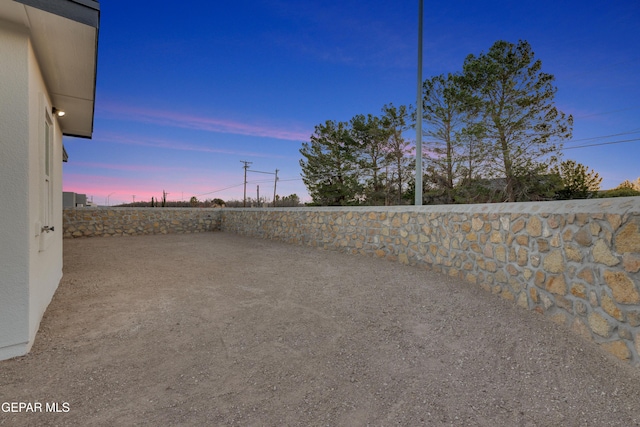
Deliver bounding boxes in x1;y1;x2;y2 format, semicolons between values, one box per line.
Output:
221;198;640;366
63;208;222;238
62;199;640;366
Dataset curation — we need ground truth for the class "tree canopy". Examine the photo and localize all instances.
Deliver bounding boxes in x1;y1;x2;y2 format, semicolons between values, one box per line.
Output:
551;160;602;199
461;40;573;202
300;106;411;206
300;120;362;206
421;73;485;203
301;40;589;205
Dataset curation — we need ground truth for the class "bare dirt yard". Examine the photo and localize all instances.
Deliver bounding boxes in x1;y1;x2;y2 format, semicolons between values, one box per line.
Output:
2;232;640;426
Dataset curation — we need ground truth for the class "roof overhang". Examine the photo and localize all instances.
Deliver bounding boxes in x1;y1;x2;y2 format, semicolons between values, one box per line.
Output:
2;0;100;138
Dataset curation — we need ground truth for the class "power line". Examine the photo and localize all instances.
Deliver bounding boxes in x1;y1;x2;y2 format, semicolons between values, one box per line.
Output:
195;183;245;197
246;178;274;183
561;137;640;151
192;130;639;198
572;106;640;119
564;128;640;144
248;169;275;175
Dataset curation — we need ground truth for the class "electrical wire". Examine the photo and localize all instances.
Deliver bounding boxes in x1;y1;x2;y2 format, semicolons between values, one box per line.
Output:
193;127;640;197
563;128;640;144
572;106;640;119
194;183;245;197
561;137;640;151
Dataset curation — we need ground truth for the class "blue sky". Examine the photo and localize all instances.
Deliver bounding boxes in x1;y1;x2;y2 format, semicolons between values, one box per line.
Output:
63;0;640;205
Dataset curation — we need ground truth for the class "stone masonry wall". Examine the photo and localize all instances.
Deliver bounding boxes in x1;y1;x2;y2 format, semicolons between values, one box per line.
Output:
220;198;640;367
63;208;222;238
62;199;640;366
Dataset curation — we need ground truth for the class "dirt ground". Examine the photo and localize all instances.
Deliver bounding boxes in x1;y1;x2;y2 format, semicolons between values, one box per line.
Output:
2;232;640;426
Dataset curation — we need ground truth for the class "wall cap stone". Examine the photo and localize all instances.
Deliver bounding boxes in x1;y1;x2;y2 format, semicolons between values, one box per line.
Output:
220;197;640;215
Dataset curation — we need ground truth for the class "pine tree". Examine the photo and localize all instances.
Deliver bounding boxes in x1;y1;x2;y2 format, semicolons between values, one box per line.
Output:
351;113;389;205
551;160;602;199
381;104;412;205
299;120;362;205
462;40;573;202
421;73;484;203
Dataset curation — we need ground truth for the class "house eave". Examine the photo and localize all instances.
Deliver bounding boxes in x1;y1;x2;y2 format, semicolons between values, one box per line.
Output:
13;0;99;27
7;0;100;138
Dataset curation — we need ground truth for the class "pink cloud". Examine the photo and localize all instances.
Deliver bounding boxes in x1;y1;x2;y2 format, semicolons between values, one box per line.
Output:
97;102;311;142
68;161;190;173
93;131;288;159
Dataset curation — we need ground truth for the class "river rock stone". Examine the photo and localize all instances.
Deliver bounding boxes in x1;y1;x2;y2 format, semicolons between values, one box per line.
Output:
574;226;593;246
604;271;640;304
545;275;567;296
526;216;542;237
623;254;640;273
602;294;623;320
588;312;614;338
615;216;640;253
601;341;631;361
593;239;620;266
543;250;565;273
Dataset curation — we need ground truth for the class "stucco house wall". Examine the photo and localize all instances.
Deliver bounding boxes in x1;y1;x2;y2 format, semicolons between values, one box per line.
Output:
0;0;99;360
0;22;64;359
27;34;65;352
0;21;32;359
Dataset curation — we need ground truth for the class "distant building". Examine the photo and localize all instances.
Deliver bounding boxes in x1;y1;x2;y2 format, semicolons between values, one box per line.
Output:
63;192;96;208
0;0;100;360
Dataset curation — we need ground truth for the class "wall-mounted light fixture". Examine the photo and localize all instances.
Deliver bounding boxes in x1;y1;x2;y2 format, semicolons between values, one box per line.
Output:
52;107;65;117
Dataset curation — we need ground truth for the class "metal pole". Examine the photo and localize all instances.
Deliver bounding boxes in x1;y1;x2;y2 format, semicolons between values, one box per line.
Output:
273;169;279;207
415;0;424;206
241;160;252;207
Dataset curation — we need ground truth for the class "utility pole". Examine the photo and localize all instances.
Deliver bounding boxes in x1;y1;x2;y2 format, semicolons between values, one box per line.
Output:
257;185;260;207
132;195;136;204
415;0;424;206
240;160;252;207
273;169;279;208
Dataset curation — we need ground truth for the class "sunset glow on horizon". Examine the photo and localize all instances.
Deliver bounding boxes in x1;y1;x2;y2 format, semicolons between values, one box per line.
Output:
63;1;640;205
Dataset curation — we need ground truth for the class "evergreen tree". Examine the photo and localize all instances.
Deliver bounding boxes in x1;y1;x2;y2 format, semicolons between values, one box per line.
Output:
462;40;573;202
381;104;412;205
422;73;483;203
299;120;362;205
351;113;389;205
551;160;602;199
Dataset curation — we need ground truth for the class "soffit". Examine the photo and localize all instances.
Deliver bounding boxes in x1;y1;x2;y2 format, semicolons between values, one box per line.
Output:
1;1;99;138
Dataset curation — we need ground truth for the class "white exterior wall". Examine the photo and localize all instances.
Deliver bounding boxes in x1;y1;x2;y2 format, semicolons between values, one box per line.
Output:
27;34;64;348
0;22;63;360
0;21;31;360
